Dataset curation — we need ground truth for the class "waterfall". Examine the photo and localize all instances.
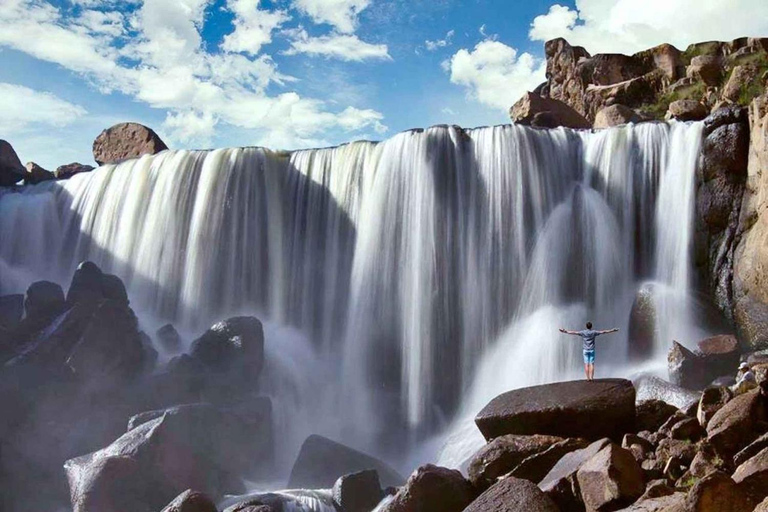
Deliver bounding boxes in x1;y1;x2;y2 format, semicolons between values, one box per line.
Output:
0;121;704;468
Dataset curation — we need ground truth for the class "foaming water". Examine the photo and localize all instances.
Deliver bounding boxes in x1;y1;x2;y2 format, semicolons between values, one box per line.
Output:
0;121;705;472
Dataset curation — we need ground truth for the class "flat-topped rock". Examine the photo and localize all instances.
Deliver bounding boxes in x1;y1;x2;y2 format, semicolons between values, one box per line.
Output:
475;379;636;441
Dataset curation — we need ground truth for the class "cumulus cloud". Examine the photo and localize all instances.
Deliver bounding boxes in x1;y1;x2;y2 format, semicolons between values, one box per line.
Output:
425;30;454;51
529;0;768;55
445;39;546;112
0;83;88;133
0;0;388;149
284;28;390;61
293;0;371;34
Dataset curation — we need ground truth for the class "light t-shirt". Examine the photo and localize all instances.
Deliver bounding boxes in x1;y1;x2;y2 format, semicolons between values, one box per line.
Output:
577;329;602;352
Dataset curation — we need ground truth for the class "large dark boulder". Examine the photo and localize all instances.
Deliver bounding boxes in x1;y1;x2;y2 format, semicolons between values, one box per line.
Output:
157;324;183;352
707;388;767;460
635;399;679;432
332;470;383;512
24;161;55;184
160;489;218;512
288;435;404;489
93;122;168;165
507;438;589;484
668;336;739;390
539;438;611;511
627;284;657;362
510;92;591;129
697;386;733;428
0;139;25;186
379;464;473;512
467;434;564;491
66;261;106;307
686;471;753;512
464;476;558;512
633;374;701;411
733;447;768;504
64;403;267;512
576;444;645;511
55;162;95;179
24;280;65;321
475;379;635;442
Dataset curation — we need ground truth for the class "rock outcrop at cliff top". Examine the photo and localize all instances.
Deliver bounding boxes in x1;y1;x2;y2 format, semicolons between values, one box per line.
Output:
474;378;635;441
509;92;591;129
0;140;25;186
93;122;168;165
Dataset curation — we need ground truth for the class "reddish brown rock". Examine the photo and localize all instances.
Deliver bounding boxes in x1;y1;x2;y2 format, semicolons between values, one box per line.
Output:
0;139;25;186
576;444;645;511
685;471;753;512
24;161;54;184
510;92;591;129
666;100;708;121
93;122;168;165
686;55;723;85
593;104;643;128
467;434;563;490
380;464;473;512
539;438;612;511
697;386;733;427
733;447;768;504
635;399;679;432
55;162;95;180
160;489;217;512
464;476;558;512
506;438;589;483
707;389;767;460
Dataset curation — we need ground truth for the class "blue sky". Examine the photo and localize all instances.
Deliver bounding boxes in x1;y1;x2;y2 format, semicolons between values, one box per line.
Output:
1;0;767;169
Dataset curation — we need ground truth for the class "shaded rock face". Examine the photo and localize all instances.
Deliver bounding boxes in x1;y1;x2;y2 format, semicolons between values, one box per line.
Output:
288;435;404;489
475;379;635;442
464;476;559;512
697;386;733;428
635;399;678;432
733;93;768;351
706;388;767;460
93;122;168;165
576;444;645;511
628;284;657;362
685;471;753;512
332;470;383;512
24;161;54;184
539;438;612;511
695;106;750;323
668;336;739;390
160;489;218;512
509;92;591;129
733;446;768;504
0;139;25;186
55;162;96;179
507;438;589;484
380;464;473;512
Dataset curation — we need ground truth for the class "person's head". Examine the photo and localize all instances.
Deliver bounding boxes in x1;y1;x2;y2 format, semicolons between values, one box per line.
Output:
739;362;750;372
586;321;593;329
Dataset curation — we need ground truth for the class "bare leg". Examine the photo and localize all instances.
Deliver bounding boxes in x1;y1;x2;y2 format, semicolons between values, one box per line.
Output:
584;363;589;380
588;363;595;381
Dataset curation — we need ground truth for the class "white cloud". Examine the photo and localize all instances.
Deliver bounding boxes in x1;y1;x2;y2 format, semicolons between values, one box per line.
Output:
284;28;390;61
0;0;388;150
0;83;87;133
529;0;768;55
445;39;546;111
293;0;370;34
442;107;457;116
425;30;454;51
222;0;290;56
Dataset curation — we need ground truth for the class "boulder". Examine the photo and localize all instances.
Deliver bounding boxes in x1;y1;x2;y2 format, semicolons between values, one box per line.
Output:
697;334;740;375
689;445;727;478
634;375;701;411
24;161;55;185
539;438;612;511
614;492;684;511
594;104;643;128
733;447;768;504
157;323;183;352
706;389;767;460
332;470;383;512
735;432;768;467
686;55;723;85
723;65;760;103
0;140;25;186
697;386;733;427
24;280;66;322
670;418;706;442
475;379;635;442
685;471;753;512
0;294;23;330
93;122;168;165
639;479;675;500
64;403;267;511
66;261;106;307
655;438;697;466
666;99;708;121
627;284;657;362
510;92;591;129
288;435;404;489
143;354;205;409
379;464;473;512
668;341;701;389
507;437;589;483
463;476;558;512
161;489;218;512
576;444;645;511
467;434;564;490
55;162;95;180
756;496;768;512
668;337;739;390
635;399;679;432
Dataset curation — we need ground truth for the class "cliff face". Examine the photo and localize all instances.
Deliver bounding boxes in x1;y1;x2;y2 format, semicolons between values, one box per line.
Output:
525;37;768;125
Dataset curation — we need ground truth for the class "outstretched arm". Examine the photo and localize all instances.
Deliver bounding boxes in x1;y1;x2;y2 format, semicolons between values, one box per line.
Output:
559;328;580;335
597;328;619;335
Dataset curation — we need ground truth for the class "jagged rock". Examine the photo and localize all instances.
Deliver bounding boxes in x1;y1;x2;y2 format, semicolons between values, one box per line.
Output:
332;470;382;512
55;162;95;180
670;417;706;442
697;386;733;427
506;437;589;483
639;479;675;500
65;403;266;512
576;444;645;511
668;336;740;390
666;99;708;121
475;379;635;442
380;464;473;512
628;284;657;362
634;375;701;412
685;471;753;512
288;435;404;489
464;476;558;512
623;434;653;462
539;438;611;511
161;489;218;512
655;438;697;466
510;92;591;129
723;65;760;103
614;492;685;511
157;323;183;352
24;280;65;321
668;341;702;389
24;161;54;185
733;447;768;504
658;410;688;436
698;334;740;374
467;434;564;490
635;399;679;432
689;445;727;477
707;388;767;460
593;104;643;128
0;140;25;186
93;122;168;165
66;261;105;307
735;432;768;467
686;55;723;85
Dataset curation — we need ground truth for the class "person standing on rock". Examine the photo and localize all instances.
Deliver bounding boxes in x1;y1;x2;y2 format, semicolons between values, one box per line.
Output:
558;322;619;381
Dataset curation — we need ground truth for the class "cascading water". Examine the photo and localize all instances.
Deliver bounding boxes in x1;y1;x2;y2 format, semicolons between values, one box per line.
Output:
0;121;704;478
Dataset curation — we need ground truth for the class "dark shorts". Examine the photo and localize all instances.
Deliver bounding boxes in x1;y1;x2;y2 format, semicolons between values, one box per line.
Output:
583;350;595;364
